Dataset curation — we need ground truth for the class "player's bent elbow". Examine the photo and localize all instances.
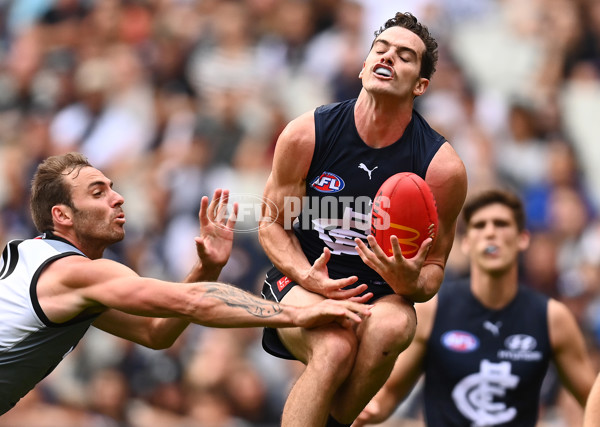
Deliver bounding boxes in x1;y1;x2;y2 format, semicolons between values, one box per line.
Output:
145;336;177;351
407;264;444;303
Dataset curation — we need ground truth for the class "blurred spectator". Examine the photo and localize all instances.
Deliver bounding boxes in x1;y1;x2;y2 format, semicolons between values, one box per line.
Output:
49;52;154;173
494;102;550;191
255;0;332;119
560;61;600;208
303;0;365;101
523;137;595;232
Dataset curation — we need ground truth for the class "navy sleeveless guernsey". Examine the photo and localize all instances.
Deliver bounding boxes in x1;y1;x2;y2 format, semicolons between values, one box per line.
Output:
261;98;445;359
424;280;552;426
295;98;445;283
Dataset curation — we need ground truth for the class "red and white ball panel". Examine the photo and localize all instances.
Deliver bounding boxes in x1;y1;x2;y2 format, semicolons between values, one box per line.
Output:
370;172;438;257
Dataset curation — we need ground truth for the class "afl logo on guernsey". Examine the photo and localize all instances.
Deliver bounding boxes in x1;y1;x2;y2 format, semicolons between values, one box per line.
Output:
311;172;345;193
442;330;479;353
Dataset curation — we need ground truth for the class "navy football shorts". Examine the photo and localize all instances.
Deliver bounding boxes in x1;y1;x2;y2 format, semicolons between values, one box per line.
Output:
260;265;396;360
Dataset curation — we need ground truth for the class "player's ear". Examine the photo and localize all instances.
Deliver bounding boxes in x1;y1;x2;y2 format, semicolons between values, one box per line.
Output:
359;61;366;78
52;205;73;226
413;77;429;97
517;230;531;252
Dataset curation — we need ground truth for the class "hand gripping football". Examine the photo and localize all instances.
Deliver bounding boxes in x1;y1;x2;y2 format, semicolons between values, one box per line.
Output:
370;172;438;257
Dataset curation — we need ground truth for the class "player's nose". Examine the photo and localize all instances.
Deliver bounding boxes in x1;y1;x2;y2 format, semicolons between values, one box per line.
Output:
110;189;125;207
482;222;497;235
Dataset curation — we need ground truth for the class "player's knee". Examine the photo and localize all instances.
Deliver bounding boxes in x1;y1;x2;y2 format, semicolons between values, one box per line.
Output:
310;327;357;373
372;310;416;353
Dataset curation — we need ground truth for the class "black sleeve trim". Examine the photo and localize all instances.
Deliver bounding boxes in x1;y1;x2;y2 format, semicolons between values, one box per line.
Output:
0;240;25;280
29;252;92;327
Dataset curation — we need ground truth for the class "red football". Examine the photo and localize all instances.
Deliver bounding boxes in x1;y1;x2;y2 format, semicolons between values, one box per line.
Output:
370;172;438;258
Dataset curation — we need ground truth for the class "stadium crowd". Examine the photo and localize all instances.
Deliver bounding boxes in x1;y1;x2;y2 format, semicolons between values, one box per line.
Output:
0;0;599;426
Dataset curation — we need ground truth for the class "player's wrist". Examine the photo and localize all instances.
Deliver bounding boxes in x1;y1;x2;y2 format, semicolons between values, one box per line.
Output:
186;261;223;282
277;304;299;327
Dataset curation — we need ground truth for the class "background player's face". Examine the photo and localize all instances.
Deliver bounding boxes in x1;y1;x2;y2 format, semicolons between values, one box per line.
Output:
65;166;126;245
359;26;429;99
462;203;530;275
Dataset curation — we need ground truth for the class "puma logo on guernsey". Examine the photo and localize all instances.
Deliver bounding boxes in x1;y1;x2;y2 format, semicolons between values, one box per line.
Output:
483;321;502;337
358;163;378;180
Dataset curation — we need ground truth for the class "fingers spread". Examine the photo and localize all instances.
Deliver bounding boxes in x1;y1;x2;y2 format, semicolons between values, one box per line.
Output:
333;282;367;300
349;292;373;304
366;234;388;259
390;235;405;260
415;237;433;262
199;195;209;226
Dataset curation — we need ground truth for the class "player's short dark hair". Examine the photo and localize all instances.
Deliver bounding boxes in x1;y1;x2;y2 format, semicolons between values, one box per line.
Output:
30;152;92;233
373;12;438;80
462;189;526;232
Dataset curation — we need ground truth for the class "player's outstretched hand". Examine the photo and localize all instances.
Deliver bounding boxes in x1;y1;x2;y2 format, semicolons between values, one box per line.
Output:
355;234;431;297
304;247;372;300
294;299;373;330
194;189;238;278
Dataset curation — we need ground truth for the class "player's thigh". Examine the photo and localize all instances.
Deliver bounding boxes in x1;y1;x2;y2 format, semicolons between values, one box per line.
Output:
278;285;358;364
357;294;417;351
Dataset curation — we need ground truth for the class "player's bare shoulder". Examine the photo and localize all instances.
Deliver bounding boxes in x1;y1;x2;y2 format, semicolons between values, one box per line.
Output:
547;298;582;347
271;109;318;182
40;256;137;291
426;142;467;223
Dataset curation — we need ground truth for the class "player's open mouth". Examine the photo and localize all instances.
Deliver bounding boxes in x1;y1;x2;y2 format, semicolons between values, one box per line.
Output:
374;65;393;78
483;245;498;255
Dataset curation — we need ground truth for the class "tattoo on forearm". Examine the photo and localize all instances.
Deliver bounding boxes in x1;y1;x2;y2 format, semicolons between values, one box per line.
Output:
203;284;283;318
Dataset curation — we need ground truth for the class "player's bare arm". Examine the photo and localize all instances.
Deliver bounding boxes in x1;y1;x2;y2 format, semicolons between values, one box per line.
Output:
258;111;367;300
38;256;371;347
548;298;595;406
355;142;467;302
94;188;238;347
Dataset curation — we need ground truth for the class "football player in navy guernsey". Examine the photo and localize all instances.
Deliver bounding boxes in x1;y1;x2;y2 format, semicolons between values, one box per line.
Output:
257;12;467;427
354;189;595;427
0;152;373;415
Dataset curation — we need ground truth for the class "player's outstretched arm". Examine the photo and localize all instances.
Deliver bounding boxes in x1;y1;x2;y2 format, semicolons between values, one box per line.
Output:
79;262;372;335
93;188;237;347
40;250;371;348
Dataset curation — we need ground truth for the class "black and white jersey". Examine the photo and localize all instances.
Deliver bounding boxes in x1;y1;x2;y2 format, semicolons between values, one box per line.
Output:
0;234;98;414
